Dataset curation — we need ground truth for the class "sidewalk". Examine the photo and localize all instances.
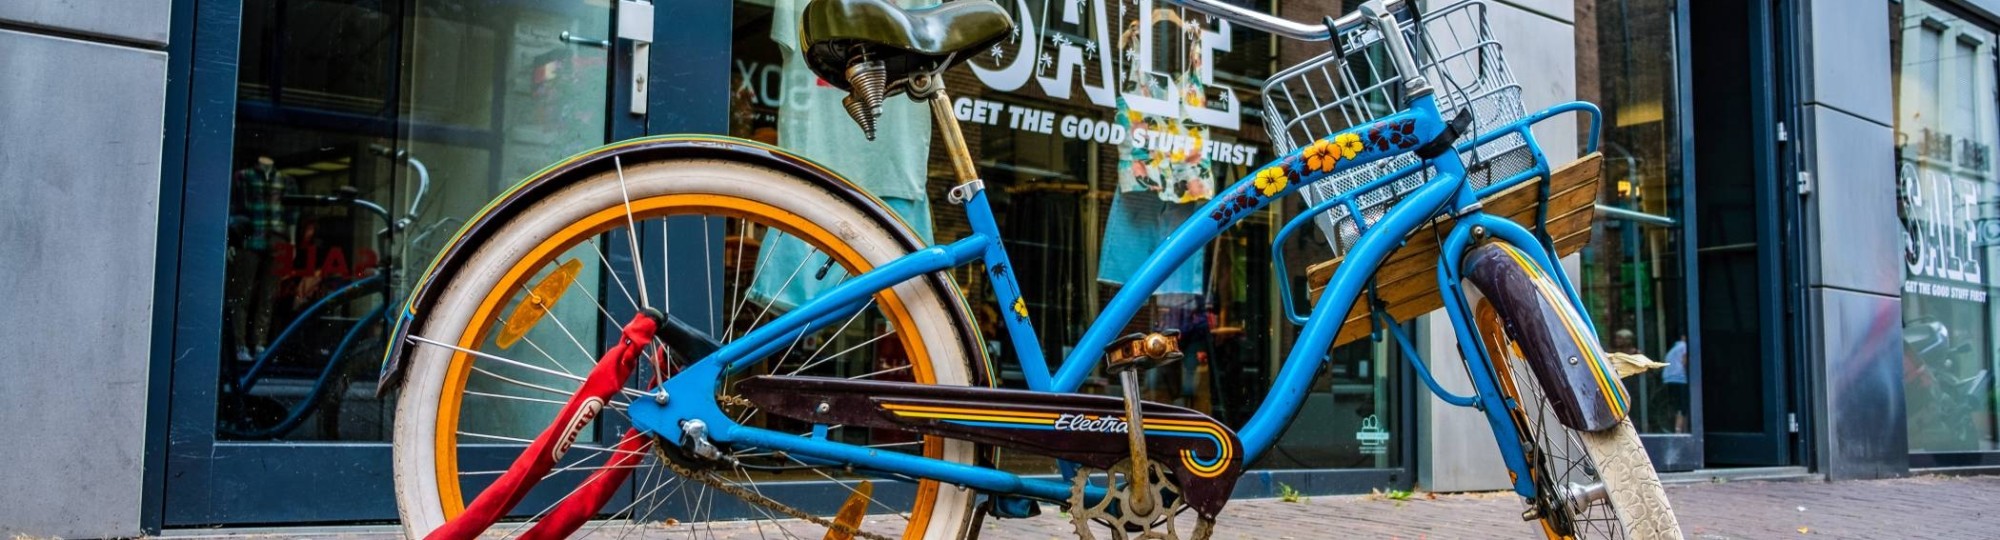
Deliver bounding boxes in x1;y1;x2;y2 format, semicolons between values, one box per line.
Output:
686;474;2000;539
161;474;2000;539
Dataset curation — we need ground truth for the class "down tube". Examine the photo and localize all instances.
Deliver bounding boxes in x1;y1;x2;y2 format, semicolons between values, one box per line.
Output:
1235;178;1459;463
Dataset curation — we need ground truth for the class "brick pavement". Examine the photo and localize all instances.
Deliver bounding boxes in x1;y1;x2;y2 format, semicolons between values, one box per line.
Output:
642;475;2000;539
161;474;2000;539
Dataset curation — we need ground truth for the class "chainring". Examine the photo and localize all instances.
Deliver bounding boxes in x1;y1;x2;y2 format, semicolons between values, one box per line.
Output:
1067;459;1215;540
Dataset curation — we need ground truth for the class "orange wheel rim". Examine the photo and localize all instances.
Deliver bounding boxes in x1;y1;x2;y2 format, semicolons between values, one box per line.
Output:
430;193;943;536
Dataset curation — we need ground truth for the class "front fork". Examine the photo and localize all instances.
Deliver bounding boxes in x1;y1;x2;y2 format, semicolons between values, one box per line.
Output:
1430;208;1591;500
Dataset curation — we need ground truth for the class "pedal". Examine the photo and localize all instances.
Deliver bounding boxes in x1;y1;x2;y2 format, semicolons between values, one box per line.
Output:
1104;330;1183;374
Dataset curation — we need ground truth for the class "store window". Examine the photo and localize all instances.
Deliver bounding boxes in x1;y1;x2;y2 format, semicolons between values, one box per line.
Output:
217;0;614;441
1575;0;1692;436
1893;0;2000;453
729;0;1402;471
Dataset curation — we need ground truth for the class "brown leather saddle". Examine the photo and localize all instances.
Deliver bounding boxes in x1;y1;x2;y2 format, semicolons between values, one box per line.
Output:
799;0;1014;137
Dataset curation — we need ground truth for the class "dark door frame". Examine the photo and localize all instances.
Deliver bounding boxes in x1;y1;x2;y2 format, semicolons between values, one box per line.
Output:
1698;0;1795;468
149;0;706;526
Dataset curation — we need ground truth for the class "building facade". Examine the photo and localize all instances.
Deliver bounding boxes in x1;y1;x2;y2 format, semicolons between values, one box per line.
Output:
3;0;1999;536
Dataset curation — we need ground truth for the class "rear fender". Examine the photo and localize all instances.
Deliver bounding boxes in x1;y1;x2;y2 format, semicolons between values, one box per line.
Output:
1462;242;1630;431
375;135;994;393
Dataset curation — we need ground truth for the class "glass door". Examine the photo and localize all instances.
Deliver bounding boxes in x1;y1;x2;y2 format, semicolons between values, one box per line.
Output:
167;0;637;524
1688;0;1793;467
1576;0;1701;472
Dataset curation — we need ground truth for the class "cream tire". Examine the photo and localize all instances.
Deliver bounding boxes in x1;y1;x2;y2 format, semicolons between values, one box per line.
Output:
391;158;978;539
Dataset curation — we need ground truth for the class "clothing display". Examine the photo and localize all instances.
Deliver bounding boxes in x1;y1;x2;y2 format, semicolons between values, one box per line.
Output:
233;160;293;251
1115;13;1216;204
1097;191;1205;295
750;0;940;309
1101;12;1217;294
227;159;291;352
766;0;935;204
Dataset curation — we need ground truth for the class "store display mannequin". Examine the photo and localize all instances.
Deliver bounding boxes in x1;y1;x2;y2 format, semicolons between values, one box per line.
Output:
228;155;292;361
751;0;939;309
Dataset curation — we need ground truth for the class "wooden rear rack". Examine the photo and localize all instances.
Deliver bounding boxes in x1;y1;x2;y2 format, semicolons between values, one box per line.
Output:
1304;152;1604;347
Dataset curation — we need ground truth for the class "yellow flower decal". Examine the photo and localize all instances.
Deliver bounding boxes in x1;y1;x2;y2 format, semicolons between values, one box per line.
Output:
1303;140;1338;172
1253;166;1289;197
1333;132;1364;160
1012;297;1029;319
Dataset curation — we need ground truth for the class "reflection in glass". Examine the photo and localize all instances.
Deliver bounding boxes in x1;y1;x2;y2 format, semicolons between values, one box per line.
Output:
218;0;612;441
1893;0;2000;452
1575;0;1691;435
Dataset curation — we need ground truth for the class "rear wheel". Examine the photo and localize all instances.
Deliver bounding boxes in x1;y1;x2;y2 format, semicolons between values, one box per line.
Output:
1467;243;1680;540
391;157;979;539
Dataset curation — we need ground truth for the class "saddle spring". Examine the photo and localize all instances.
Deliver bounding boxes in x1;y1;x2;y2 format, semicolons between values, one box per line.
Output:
842;59;888;140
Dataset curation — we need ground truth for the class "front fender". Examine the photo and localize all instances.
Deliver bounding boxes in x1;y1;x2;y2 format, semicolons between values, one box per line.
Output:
1462;242;1630;432
375;135;993;393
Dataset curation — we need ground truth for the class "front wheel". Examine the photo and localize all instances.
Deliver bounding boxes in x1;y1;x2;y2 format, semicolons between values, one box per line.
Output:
1466;243;1681;539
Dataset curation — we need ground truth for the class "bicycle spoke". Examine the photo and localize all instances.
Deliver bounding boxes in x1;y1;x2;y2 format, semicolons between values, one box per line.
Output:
748;251;819;333
613;156;653;309
731;468;808;539
410;335;584;385
514;332;580;379
586;236;642;312
787;330;896;376
850;363;912;380
723;219;758;343
464;390;628;411
493;434;650;539
790;455;911;521
770;292;865;377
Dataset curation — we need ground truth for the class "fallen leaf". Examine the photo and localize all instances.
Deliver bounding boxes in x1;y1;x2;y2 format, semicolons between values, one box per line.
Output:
1798;527;1809;534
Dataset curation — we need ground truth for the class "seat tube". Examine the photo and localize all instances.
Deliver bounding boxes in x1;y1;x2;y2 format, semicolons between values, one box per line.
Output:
925;76;979;185
923;75;1054;389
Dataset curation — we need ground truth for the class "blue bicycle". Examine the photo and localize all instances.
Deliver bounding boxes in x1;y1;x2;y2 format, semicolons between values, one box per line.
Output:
382;1;1681;538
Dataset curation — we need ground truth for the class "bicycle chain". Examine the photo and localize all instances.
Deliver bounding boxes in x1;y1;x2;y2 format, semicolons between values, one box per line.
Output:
657;456;897;540
651;414;896;540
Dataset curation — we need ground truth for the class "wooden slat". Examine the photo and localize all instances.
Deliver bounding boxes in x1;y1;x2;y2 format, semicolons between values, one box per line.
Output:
1298;153;1604;347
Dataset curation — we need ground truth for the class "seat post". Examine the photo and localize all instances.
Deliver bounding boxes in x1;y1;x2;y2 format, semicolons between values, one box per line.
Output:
922;76;980;186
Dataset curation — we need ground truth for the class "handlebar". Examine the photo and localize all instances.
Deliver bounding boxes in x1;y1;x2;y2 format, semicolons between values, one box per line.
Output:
1159;0;1409;42
369;144;432;230
1160;0;1333;41
1161;0;1427;94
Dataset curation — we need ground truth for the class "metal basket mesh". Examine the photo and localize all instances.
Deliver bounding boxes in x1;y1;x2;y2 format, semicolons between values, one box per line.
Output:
1260;0;1531;252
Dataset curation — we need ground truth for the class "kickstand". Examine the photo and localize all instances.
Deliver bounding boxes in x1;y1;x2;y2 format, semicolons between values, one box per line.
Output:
966;497;994;540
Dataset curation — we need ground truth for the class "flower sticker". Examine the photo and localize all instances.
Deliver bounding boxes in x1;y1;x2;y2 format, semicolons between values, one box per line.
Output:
1333;132;1364;160
1012;297;1030;320
1253;166;1289;197
1303;140;1338;173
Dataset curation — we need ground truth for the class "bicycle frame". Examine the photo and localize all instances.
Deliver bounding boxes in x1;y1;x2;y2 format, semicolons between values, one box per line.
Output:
626;82;1607;504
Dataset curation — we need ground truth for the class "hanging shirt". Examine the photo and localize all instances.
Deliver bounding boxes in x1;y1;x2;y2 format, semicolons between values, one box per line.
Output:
752;0;939;310
769;0;936;207
233;164;291;252
1115;13;1216;204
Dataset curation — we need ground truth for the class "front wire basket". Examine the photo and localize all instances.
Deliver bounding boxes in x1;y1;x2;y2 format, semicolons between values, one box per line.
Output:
1261;0;1532;252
